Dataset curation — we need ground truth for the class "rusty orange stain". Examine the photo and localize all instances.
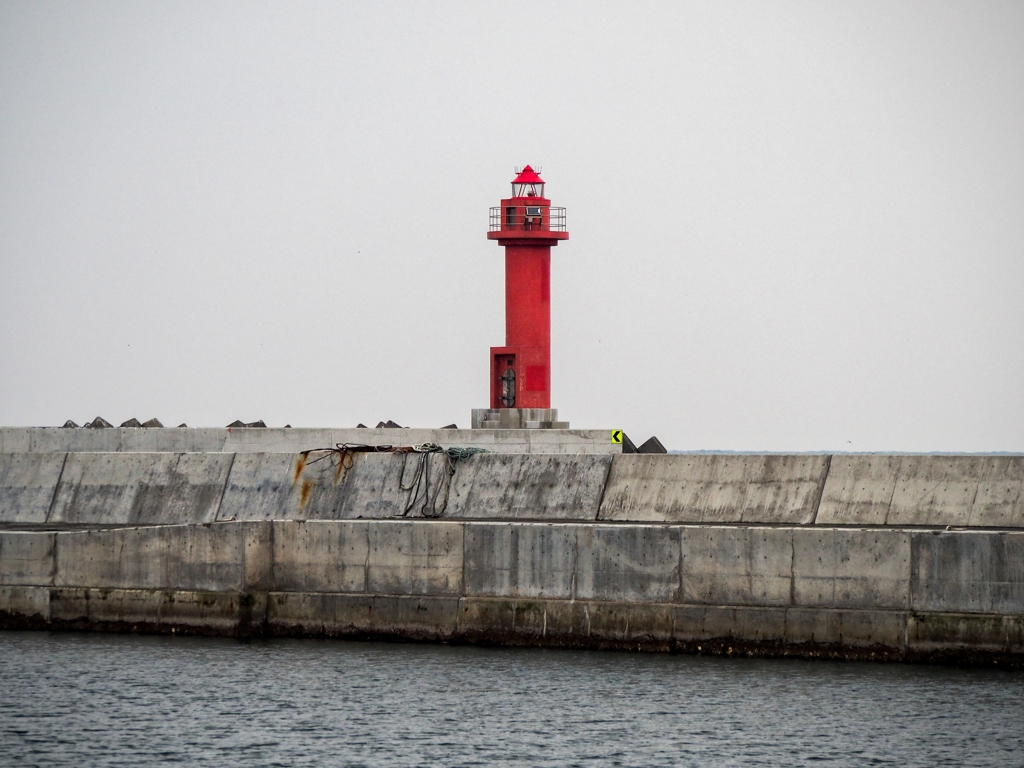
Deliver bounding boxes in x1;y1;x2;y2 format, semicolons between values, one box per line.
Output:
293;453;307;486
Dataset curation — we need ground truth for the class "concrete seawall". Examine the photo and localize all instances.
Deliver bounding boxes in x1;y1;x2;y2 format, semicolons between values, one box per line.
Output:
3;450;1022;529
2;431;1021;664
2;520;1021;664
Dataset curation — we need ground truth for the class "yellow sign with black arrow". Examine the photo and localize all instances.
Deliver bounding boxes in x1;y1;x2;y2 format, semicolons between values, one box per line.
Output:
611;430;623;445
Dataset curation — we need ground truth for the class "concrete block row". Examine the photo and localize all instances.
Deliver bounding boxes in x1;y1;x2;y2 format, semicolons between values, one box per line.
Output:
598;454;830;524
49;453;233;525
3;451;1024;527
272;520;463;596
4;521;1021;617
6;586;1020;658
463;523;914;610
818;455;1024;527
0;450;614;525
0;427;621;455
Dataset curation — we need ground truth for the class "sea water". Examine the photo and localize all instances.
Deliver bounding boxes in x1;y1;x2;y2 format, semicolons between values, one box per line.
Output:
1;632;1022;767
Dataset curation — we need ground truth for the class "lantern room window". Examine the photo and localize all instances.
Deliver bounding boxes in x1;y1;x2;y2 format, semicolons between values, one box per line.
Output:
513;181;544;197
511;165;545;198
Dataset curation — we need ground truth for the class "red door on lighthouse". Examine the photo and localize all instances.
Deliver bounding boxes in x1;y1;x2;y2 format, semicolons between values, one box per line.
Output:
486;166;569;410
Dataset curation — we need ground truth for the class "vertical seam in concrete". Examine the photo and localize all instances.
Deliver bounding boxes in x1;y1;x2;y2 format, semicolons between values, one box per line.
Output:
809;454;832;526
677;525;684;604
966;482;981;527
239;520;247;593
571;526;578;602
908;530;916;613
48;531;57;587
268;520;276;592
789;530;796;607
594;456;614;521
43;452;70;524
213;452;237;522
363;521;371;593
883;458;901;526
461;521;467;599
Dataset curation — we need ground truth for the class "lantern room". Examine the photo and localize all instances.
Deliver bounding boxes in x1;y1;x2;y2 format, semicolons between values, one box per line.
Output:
511;165;545;199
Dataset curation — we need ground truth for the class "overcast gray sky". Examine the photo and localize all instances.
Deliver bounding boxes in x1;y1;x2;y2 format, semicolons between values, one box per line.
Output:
1;1;1022;451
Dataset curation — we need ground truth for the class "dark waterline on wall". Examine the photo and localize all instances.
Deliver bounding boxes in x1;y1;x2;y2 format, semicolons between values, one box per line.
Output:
1;632;1022;767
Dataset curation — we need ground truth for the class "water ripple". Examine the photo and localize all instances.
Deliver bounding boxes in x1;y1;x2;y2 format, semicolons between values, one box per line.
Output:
1;632;1022;767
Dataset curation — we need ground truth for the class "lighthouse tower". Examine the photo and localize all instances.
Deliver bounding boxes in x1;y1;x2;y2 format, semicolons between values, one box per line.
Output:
472;166;570;429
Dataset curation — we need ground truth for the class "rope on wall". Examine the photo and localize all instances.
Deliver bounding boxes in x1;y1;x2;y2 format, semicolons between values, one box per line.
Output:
399;443;489;518
298;442;488;518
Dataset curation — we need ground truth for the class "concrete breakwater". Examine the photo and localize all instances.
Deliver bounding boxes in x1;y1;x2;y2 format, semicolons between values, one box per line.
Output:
1;449;1023;528
1;519;1022;664
0;428;1022;664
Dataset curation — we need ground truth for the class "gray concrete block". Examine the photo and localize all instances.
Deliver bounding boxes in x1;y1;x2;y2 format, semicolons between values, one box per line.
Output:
0;585;51;621
157;588;255;633
968;461;1024;527
527;430;618;455
335;452;444;519
680;527;793;607
217;453;295;522
782;605;835;644
576;525;680;602
889;456;1024;528
889;456;982;527
676;605;791;643
242;521;273;590
49;452;232;525
223;428;335;454
815;455;901;526
0;428;31;453
464;523;576;598
458;596;520;635
830;609;907;648
446;454;610;520
30;428;122;453
271;521;368;593
366;520;463;596
671;605;717;641
192;429;229;452
908;611;1023;654
599;454;829;524
0;452;67;523
268;591;375;636
793;528;910;609
911;531;1024;614
119;428;196;453
0;531;55;585
46;587;244;633
369;594;461;638
54;524;245;591
218;452;352;522
580;600;675;643
266;591;328;635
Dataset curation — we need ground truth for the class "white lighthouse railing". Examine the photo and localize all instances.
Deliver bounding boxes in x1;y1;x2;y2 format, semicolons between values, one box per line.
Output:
489;206;567;232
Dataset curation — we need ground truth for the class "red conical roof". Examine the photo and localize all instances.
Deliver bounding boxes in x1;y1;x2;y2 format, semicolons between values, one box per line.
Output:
512;165;544;184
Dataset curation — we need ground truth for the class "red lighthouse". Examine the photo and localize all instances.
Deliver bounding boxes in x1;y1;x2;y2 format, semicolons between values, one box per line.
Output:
472;166;570;430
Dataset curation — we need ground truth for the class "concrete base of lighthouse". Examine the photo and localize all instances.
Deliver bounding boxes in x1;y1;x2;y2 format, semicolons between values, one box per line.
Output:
471;408;569;430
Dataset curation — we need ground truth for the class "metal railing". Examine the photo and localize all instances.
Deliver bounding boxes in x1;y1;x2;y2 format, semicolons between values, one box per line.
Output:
489;206;567;232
